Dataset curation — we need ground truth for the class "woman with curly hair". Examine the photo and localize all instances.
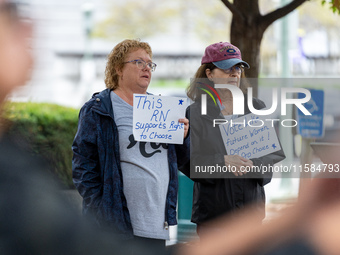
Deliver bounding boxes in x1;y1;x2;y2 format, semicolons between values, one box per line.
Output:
72;39;190;250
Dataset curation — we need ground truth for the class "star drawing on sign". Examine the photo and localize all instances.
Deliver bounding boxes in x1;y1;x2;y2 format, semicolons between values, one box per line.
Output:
272;144;277;149
179;99;184;105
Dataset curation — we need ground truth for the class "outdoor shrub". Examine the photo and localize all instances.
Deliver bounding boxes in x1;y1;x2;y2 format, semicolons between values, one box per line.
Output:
2;102;79;188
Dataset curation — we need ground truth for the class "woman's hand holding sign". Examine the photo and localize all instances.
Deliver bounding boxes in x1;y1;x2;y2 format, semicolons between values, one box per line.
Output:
179;118;189;139
224;155;253;176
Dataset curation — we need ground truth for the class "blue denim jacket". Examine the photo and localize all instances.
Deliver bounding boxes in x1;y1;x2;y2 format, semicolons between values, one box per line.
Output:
72;89;190;239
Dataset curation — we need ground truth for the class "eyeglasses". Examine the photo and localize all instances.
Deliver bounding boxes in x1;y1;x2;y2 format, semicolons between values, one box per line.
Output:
221;65;244;74
124;59;157;72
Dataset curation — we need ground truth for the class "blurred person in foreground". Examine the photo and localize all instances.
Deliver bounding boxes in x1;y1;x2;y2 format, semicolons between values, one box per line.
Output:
177;171;340;255
0;2;164;254
72;39;190;250
183;41;285;237
0;0;31;102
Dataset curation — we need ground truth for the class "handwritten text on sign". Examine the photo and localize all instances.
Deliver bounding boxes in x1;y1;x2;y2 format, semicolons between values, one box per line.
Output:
219;113;281;159
133;94;186;144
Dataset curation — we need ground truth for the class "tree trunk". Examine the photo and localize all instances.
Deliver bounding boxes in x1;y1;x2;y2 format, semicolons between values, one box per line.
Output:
224;0;308;97
230;0;266;98
230;21;264;98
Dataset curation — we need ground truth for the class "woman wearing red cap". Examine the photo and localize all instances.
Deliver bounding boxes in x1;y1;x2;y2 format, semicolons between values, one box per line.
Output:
183;42;285;237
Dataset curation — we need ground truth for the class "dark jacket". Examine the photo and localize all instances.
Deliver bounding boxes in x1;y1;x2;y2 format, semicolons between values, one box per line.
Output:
180;95;285;224
72;89;190;239
0;134;174;255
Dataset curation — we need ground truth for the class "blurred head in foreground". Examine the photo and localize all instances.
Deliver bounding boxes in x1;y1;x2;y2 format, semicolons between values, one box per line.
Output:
0;0;32;104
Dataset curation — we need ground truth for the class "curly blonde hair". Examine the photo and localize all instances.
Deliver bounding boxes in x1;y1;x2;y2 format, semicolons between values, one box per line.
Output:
104;39;153;90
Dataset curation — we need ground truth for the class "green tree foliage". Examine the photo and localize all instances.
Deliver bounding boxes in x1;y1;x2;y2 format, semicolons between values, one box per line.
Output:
2;102;79;188
93;0;231;44
93;0;340;97
176;0;231;45
322;0;340;14
299;0;340;31
217;0;340;96
93;0;177;39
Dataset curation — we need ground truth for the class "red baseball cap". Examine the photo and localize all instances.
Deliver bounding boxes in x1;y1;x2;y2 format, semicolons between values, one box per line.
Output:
201;42;250;69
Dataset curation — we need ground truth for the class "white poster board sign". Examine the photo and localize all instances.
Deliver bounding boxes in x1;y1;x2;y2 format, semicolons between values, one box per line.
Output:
133;94;186;144
219;113;281;159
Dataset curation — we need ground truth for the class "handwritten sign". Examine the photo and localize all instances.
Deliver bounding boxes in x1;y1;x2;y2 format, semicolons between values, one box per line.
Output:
133;94;187;144
219;113;281;159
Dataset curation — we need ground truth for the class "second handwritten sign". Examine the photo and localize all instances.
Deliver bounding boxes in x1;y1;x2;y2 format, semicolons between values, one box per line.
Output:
219;113;281;159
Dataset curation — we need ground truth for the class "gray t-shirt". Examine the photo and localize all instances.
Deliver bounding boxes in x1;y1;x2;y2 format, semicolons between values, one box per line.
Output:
110;91;170;240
